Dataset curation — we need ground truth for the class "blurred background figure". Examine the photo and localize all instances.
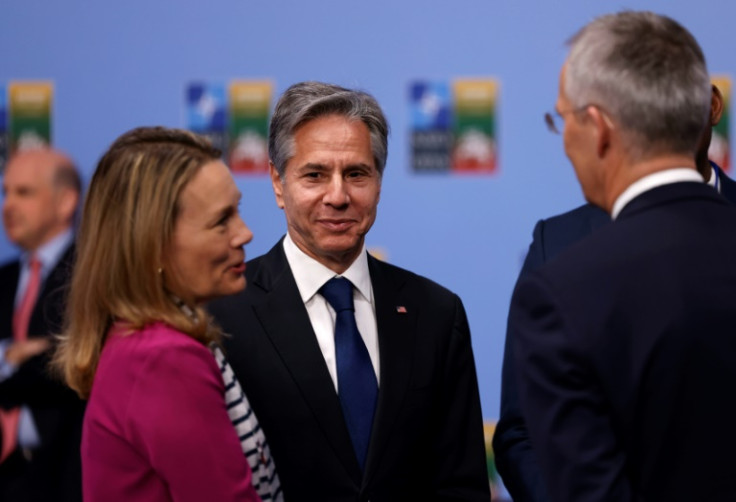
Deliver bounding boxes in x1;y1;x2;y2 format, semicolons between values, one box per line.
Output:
0;148;84;502
54;127;263;502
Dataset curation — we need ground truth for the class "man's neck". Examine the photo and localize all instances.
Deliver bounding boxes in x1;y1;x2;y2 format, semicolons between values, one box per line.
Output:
697;160;711;182
25;224;73;255
25;227;73;267
603;153;698;213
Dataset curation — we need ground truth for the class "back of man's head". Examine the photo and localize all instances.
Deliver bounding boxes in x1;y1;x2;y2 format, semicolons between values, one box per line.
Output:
565;11;711;161
2;148;80;252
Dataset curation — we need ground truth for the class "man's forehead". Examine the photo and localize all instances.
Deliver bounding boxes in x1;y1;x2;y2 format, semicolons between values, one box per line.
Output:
556;64;571;108
7;149;67;174
4;155;58;188
558;63;567;90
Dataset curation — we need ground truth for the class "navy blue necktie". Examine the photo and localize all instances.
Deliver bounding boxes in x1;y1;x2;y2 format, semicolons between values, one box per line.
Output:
320;277;377;470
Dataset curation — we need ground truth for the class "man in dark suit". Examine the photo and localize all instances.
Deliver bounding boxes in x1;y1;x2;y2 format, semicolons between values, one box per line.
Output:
209;81;490;501
506;11;736;501
494;83;736;501
0;148;84;501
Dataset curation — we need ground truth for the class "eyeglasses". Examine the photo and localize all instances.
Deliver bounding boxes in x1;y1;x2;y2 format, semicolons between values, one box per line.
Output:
544;104;614;134
544;106;587;134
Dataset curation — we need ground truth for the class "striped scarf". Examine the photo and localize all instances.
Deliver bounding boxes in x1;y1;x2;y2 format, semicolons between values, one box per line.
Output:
171;296;283;500
212;346;283;501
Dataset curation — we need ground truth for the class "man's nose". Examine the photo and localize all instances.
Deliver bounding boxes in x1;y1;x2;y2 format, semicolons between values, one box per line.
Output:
323;176;349;206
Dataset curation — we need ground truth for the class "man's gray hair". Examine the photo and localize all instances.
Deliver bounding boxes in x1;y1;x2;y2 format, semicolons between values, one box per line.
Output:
269;81;389;178
565;11;711;160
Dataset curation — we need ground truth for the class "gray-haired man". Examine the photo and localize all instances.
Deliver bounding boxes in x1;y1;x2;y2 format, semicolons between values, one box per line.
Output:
210;81;490;501
509;12;736;501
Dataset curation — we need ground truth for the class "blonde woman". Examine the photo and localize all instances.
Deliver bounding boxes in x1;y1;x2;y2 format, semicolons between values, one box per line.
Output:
55;127;265;502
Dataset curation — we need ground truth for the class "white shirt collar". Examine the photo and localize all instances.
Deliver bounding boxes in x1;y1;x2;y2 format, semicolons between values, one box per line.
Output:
23;228;73;278
282;233;373;305
706;165;722;193
611;168;703;220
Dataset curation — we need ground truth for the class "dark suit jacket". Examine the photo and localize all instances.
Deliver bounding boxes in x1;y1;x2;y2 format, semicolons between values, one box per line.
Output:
209;240;490;502
494;165;736;501
720;163;736;202
493;204;609;502
0;244;84;502
509;182;736;501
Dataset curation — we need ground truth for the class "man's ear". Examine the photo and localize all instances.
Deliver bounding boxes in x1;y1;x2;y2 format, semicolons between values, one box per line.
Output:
589;106;613;158
57;188;79;226
270;162;285;209
711;84;724;126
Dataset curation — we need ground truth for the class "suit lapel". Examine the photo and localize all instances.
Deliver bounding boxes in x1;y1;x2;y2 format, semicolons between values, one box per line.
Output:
717;166;736;205
362;256;417;483
0;261;20;342
29;244;75;337
251;242;363;482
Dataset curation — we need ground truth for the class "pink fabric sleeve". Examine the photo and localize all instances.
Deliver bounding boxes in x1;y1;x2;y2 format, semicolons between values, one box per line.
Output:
124;337;261;502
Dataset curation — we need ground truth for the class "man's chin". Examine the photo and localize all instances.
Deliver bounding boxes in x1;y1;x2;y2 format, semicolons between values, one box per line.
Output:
6;231;25;247
320;238;362;255
314;241;363;267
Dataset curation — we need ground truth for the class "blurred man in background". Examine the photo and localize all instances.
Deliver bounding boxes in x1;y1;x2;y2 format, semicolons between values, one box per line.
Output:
0;148;84;502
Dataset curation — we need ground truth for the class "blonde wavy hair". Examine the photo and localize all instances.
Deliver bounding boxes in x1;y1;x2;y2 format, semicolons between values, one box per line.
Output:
55;126;224;398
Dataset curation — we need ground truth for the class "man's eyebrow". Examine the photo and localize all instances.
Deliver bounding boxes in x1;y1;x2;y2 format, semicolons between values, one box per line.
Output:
297;162;328;171
345;163;373;170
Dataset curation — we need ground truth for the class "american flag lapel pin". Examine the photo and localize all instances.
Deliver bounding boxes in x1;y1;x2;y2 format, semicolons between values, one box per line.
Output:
396;306;407;314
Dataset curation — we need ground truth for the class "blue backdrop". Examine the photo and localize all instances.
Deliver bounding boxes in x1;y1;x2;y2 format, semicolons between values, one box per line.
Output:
1;0;732;421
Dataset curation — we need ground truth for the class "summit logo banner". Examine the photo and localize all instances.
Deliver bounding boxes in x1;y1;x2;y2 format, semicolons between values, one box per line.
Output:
409;78;499;174
0;84;6;174
0;81;54;174
710;75;731;173
186;80;272;175
9;82;53;153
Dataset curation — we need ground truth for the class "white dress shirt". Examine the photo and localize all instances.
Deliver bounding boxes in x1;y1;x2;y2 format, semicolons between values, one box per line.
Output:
282;233;380;391
706;165;721;193
611;168;704;220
